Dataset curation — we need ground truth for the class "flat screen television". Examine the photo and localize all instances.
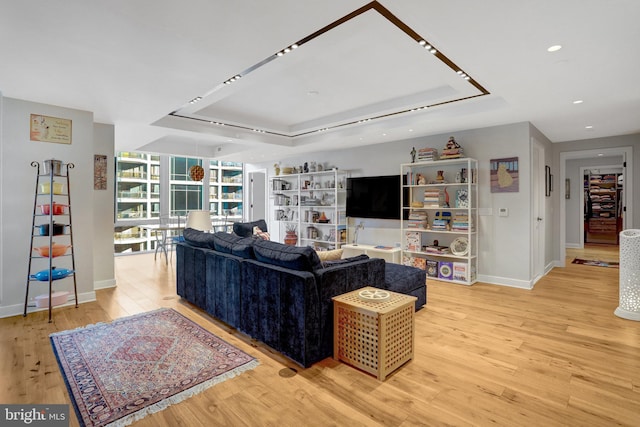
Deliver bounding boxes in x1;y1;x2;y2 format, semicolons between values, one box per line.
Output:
346;175;401;219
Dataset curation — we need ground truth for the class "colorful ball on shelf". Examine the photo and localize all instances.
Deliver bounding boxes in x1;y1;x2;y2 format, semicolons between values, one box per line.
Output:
189;165;204;181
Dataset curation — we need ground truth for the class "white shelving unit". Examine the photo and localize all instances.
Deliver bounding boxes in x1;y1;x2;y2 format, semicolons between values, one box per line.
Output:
400;158;478;285
269;169;348;250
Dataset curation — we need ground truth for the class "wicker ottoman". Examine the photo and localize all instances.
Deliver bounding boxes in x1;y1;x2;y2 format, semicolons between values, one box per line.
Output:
332;287;417;380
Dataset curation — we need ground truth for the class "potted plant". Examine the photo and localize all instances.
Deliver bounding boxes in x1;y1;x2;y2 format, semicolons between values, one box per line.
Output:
284;224;298;246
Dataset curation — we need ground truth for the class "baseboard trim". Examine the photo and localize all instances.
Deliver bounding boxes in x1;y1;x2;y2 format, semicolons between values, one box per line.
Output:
94;279;116;290
477;274;533;290
0;291;97;319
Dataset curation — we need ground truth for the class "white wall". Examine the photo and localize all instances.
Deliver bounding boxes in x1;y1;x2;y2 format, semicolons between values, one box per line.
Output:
0;97;115;317
93;123;116;289
249;121;547;288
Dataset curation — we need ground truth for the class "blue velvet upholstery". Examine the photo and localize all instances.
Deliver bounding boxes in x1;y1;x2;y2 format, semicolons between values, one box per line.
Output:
183;227;216;249
212;231;242;253
176;243;207;308
383;263;427;309
205;250;243;326
240;259;320;366
233;219;268;237
176;236;425;367
253;239;322;271
231;237;257;259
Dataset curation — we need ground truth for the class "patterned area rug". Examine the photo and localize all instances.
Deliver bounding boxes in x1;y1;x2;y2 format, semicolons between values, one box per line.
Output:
572;258;619;268
50;308;258;427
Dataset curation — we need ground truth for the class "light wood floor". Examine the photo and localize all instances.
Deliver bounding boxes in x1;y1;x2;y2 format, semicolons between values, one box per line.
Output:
1;245;638;426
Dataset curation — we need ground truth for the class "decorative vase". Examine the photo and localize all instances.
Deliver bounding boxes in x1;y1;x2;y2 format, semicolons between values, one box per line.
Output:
284;231;298;246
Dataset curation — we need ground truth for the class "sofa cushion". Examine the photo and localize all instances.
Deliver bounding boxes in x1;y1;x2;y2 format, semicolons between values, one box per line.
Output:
212;232;242;253
233;220;268;237
253;240;322;272
183;228;216;249
231;237;257;259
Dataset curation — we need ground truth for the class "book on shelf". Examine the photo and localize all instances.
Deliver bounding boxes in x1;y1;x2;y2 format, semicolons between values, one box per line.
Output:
412;257;426;270
426;260;439;278
402;255;427;270
452;262;468;281
424;245;450;255
407;211;428;229
417;147;439;161
439;146;464;160
453;262;476;282
423;189;442;207
405;231;421;251
438;261;453;279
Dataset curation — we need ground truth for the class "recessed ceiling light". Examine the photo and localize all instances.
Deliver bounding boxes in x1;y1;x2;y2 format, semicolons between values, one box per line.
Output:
408;129;414;132
585;125;593;129
573;100;583;104
547;45;562;52
597;153;604;157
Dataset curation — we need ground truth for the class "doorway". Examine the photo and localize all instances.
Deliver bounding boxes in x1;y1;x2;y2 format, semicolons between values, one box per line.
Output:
559;146;633;267
532;138;546;284
581;165;623;247
247;170;266;222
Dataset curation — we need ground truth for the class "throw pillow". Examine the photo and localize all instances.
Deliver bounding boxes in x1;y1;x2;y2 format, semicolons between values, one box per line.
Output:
316;249;343;261
253;226;271;241
233;220;268;237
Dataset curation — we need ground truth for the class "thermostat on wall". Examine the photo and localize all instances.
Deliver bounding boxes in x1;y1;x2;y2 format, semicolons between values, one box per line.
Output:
498;208;509;217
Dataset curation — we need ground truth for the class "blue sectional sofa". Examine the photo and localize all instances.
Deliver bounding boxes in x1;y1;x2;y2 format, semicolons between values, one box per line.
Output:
176;226;426;367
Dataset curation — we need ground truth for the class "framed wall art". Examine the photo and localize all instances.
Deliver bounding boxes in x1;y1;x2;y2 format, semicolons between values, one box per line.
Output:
490;157;519;193
30;114;72;144
94;154;108;190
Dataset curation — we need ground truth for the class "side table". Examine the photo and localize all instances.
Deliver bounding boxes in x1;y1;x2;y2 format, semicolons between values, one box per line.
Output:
333;287;417;380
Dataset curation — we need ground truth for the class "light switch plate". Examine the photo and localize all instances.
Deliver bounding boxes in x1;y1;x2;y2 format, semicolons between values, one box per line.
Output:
498;208;509;217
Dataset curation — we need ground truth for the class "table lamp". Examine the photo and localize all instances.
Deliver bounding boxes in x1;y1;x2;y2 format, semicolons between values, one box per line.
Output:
185;210;213;232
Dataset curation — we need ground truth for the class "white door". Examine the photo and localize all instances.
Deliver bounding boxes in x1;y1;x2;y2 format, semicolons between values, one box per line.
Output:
248;170;266;221
532;139;546;284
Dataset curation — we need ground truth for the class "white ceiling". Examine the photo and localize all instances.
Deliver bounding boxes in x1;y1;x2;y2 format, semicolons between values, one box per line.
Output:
1;0;639;163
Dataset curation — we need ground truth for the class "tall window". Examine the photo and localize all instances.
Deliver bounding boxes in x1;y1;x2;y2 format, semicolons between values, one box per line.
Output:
114;152;243;254
170;184;202;217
